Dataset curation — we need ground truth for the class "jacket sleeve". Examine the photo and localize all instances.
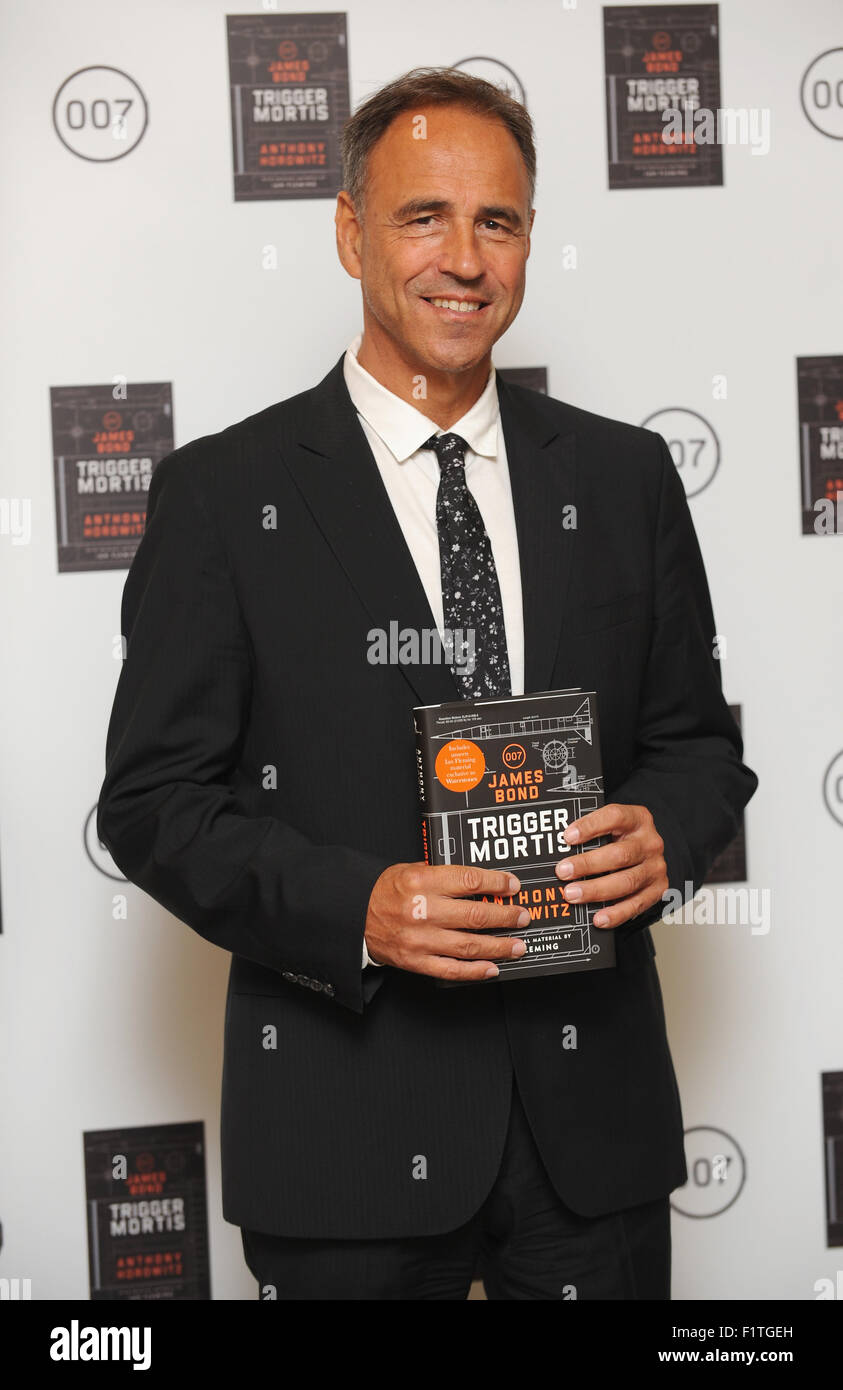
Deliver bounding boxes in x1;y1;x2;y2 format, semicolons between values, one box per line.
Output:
609;432;759;941
96;448;394;1014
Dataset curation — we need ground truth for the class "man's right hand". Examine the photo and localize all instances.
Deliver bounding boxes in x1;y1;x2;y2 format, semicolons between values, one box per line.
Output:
364;863;530;981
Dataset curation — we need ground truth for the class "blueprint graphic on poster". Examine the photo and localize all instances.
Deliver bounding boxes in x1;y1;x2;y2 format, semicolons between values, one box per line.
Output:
50;382;173;573
84;1120;210;1299
226;11;350;200
603;4;723;189
414;687;616;984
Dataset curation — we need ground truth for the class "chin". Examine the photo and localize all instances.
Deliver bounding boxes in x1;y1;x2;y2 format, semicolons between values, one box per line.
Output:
420;338;491;372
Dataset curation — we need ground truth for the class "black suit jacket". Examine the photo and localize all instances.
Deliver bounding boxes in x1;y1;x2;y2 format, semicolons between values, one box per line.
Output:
97;352;758;1239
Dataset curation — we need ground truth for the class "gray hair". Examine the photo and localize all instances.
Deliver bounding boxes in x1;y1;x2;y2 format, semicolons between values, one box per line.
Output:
340;66;536;221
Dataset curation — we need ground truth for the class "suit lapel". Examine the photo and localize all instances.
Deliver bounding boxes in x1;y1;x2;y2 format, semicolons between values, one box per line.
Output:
280;353;577;706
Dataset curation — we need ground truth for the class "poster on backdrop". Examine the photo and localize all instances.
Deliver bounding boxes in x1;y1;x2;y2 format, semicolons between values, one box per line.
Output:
50;382;173;573
83;1120;211;1299
497;367;548;394
822;1073;843;1247
797;356;843;536
603;3;723;190
226;11;350;201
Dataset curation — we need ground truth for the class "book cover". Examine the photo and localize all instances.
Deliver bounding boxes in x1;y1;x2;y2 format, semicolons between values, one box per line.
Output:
412;688;616;984
83;1120;210;1299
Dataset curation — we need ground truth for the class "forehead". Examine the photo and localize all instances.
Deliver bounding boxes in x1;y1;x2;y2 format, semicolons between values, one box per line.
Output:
367;103;529;201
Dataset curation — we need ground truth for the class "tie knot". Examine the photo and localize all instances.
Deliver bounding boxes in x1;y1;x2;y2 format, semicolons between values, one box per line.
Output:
423;432;468;472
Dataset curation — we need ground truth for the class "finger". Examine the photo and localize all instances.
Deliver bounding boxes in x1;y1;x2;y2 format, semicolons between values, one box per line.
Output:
426;864;522;898
416;952;512;983
563;802;640;846
413;927;528;961
376;924;527;971
423;896;531;933
555;834;645;882
559;864;652;907
591;887;664;929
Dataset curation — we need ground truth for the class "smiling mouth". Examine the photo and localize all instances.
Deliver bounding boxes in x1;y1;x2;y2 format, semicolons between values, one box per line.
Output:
421;296;489;314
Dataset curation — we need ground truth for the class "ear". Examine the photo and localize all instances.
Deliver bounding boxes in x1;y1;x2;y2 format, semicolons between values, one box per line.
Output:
335;190;363;281
525;206;536;259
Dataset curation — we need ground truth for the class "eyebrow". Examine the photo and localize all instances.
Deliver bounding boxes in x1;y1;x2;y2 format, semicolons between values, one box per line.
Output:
391;198;524;230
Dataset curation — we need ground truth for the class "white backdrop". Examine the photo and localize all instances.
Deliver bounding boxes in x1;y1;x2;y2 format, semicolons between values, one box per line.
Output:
1;0;841;1301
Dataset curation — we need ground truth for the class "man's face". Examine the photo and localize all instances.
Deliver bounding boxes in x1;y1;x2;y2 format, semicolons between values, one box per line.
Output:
339;103;534;376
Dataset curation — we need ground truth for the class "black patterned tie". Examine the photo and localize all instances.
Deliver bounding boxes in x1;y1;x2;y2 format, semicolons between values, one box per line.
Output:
423;431;511;700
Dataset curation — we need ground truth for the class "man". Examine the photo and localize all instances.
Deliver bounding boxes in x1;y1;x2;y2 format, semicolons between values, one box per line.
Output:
97;67;758;1300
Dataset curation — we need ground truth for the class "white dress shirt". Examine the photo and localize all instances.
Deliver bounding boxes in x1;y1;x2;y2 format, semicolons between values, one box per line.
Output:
342;332;525;968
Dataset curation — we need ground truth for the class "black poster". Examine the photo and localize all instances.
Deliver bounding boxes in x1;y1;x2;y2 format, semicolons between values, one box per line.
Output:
797;356;843;536
603;4;722;190
822;1072;843;1247
226;11;350;201
497;366;548;394
51;382;173;573
83;1120;210;1299
706;705;748;884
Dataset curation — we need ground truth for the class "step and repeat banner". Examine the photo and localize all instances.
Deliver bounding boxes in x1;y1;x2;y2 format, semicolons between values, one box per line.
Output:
0;0;841;1301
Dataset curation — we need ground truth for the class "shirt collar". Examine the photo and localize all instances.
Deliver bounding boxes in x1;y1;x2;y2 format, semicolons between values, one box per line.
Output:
343;332;499;463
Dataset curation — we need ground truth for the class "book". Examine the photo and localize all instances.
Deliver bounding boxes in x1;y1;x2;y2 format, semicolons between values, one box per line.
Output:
412;687;616;983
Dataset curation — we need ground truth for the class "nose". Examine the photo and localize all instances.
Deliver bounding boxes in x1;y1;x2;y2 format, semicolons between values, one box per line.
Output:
435;215;485;283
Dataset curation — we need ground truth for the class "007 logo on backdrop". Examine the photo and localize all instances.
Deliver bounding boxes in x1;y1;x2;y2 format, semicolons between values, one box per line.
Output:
452;56;527;107
672;1126;747;1218
84;805;126;883
800;48;843;140
822;751;843;828
52;66;148;161
641;407;721;497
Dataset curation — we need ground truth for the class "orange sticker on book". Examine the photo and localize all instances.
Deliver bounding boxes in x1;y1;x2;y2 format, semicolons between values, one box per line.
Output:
435;739;486;792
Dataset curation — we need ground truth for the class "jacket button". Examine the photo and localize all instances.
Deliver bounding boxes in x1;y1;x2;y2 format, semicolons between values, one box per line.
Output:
308;980;322;991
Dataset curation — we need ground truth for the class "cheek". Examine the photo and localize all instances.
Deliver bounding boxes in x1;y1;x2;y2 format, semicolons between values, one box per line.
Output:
475;256;520;306
370;246;427;301
499;254;527;291
399;244;440;285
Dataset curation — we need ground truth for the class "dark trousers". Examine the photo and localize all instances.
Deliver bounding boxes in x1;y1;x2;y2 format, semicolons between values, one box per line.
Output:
241;1075;671;1300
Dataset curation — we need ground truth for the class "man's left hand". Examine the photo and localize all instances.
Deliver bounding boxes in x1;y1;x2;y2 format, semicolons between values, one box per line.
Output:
554;803;668;928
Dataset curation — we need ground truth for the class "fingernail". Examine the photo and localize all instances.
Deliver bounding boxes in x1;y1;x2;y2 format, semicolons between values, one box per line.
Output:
484;965;499;978
517;909;530;926
507;876;520;893
557;862;574;879
565;885;582;900
564;827;580;843
593;913;608;927
511;940;527;957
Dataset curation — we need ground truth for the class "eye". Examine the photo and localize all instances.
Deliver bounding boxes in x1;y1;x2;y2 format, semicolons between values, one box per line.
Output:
411;215;436;226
